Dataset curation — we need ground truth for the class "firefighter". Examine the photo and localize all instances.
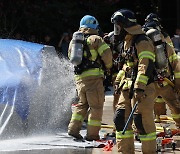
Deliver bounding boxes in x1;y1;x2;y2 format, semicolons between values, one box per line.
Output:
111;9;157;154
145;13;174;47
68;15;113;141
144;23;180;128
103;32;124;137
142;21;168;122
104;32;123;112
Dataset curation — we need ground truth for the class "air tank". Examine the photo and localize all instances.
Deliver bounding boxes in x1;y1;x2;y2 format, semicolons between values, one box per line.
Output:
70;31;84;66
146;28;168;70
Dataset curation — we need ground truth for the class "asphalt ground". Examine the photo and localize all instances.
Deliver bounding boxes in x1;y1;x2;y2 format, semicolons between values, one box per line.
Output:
1;88;180;154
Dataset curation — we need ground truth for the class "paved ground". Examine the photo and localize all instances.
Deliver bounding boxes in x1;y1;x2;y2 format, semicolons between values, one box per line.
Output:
92;91;180;154
1;89;180;154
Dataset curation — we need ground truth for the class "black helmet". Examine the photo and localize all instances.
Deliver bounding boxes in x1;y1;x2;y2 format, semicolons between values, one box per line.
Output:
145;13;161;23
111;9;137;28
142;21;161;32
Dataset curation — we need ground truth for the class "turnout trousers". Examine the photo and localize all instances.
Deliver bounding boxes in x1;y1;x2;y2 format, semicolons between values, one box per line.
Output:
114;83;156;154
154;83;180;127
68;77;105;140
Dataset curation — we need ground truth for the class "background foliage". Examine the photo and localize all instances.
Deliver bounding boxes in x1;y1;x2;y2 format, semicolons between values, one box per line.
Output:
0;0;178;45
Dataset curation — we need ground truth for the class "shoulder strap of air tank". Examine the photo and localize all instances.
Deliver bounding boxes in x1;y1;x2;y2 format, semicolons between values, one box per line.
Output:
83;34;92;59
132;34;149;46
131;34;149;58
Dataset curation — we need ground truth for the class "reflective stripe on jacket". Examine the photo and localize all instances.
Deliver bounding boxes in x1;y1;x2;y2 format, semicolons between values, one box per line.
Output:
68;28;112;81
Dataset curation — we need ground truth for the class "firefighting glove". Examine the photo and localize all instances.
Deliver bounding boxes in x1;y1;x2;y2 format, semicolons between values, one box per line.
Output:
134;89;145;103
103;34;110;44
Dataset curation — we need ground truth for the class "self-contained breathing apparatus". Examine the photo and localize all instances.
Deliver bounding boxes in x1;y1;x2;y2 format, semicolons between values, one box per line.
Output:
70;31;102;75
104;31;127;75
146;28;173;87
113;34;155;96
70;31;84;66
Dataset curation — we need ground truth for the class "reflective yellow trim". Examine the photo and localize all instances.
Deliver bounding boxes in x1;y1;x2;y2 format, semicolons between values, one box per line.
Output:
84;51;87;57
98;43;109;56
139;132;156;141
116;130;134;139
136;74;149;85
90;49;97;61
155;97;165;103
86;38;98;61
75;68;104;80
172;114;180;119
169;53;179;63
127;61;134;67
168;42;174;47
163;81;168;86
71;113;83;122
174;72;180;79
138;51;155;62
123;80;132;89
105;62;112;69
116;70;125;80
88;119;101;127
86;37;91;45
156;80;168;87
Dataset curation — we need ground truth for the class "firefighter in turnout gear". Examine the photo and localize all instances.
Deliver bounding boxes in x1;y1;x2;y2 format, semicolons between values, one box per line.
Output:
144;23;180;127
112;9;157;154
104;32;123;111
68;15;113;141
142;21;168;122
104;32;124;137
143;22;180;127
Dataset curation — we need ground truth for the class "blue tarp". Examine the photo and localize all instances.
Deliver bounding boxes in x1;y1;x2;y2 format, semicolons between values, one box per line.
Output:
0;39;44;120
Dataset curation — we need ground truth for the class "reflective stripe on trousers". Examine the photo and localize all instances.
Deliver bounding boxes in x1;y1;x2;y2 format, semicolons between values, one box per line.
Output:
71;113;84;122
139;132;156;141
172;114;180;119
88;118;101;127
116;130;134;139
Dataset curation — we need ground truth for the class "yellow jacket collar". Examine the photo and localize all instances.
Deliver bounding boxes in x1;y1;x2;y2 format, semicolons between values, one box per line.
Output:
79;27;98;35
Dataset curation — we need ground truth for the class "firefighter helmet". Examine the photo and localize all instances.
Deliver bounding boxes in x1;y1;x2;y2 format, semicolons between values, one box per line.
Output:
80;15;99;30
111;9;137;28
145;13;161;23
111;9;143;41
142;21;161;32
